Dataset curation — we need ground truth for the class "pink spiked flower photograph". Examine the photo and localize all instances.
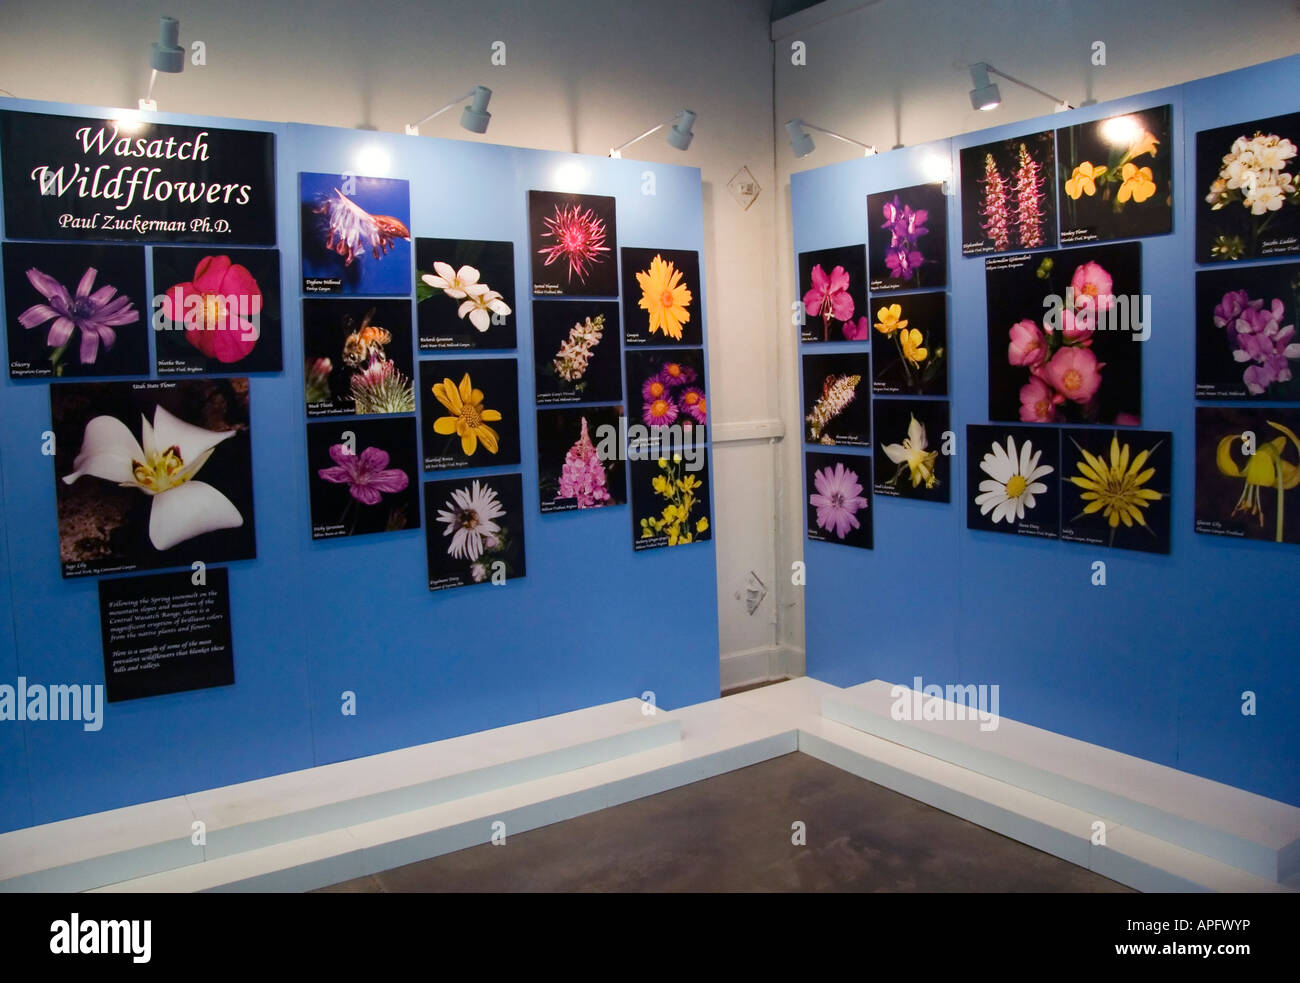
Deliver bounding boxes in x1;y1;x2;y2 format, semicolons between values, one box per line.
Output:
3;241;149;379
529;190;620;297
537;406;626;513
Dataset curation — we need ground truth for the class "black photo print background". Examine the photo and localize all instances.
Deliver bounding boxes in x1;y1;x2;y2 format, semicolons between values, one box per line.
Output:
415;237;517;350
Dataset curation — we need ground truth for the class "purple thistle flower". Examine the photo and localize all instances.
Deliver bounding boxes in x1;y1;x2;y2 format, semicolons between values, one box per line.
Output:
1013;143;1046;249
978;154;1012;252
318;444;410;505
18;266;139;365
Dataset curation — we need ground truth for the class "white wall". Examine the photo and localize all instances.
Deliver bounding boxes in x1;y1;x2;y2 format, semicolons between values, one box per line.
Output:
0;0;793;687
770;0;1300;661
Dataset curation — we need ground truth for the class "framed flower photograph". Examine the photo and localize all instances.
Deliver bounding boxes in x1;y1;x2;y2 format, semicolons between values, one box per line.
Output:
306;416;419;539
50;379;256;577
872;399;950;503
415;237;516;351
1195;262;1300;401
299;172;412;296
625;350;707;434
620;247;702;346
528;190;618;297
802;352;870;446
867;183;948;291
985;241;1143;426
536;405;626;513
1057;106;1173;245
302;299;415;417
798;244;867;343
3;241;148;380
805;451;872;549
1196;112;1300;263
966;424;1060;539
424;472;527;590
532;300;623;404
1060;427;1170;553
630;452;711;550
869;291;948;396
153;247;283;374
959;129;1058;256
1195;407;1300;546
418;357;521;471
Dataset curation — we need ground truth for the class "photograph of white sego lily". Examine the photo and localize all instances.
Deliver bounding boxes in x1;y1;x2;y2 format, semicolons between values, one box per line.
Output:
62;405;244;551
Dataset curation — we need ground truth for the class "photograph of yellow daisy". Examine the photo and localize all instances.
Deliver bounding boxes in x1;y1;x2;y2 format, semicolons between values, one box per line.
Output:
621;247;702;346
418;358;520;471
1061;428;1170;553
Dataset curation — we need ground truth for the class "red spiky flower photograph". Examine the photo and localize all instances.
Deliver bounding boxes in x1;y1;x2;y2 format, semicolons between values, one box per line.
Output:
528;190;619;297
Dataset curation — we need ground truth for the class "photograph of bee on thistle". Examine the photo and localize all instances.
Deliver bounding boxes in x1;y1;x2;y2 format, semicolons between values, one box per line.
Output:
302;299;416;417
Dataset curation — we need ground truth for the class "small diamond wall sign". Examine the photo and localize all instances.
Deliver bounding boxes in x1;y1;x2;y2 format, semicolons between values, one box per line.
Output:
727;166;761;211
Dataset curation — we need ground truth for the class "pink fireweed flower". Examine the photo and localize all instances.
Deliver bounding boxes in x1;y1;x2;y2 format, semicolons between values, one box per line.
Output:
842;316;870;341
18;266;139;364
537;203;610;283
318;444;410;505
1070;261;1115;314
1042;345;1104;404
558;416;611;508
802;264;855;323
1019;376;1060;422
809;462;868;540
679;386;707;425
161;255;263;363
1008;318;1048;367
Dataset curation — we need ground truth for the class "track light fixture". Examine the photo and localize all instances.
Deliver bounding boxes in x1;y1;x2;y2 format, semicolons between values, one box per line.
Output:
785;119;877;159
139;17;184;110
968;62;1073;113
608;109;696;158
405;85;493;136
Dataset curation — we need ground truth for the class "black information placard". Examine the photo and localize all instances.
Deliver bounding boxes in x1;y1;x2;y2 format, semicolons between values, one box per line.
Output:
0;110;276;244
97;568;234;702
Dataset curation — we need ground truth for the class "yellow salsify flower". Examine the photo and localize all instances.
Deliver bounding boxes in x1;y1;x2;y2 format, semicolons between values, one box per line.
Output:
1216;420;1300;542
635;254;693;341
432;373;502;456
1069;434;1163;529
900;327;927;368
874;303;907;336
1127;129;1159;161
1117;162;1157;203
1065;161;1106;199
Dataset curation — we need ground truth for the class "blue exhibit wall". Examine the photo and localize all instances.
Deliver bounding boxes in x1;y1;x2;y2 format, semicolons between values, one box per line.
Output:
794;54;1300;807
0;101;718;832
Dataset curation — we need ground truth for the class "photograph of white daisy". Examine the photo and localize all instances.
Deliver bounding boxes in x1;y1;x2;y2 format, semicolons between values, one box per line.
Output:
967;425;1061;538
423;473;526;591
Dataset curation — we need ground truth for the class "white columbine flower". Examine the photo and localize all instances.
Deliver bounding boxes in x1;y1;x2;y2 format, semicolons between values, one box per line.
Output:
62;405;243;550
457;286;512;332
422;262;480;299
974;435;1054;525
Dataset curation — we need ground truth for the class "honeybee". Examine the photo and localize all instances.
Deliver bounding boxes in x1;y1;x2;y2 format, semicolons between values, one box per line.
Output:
341;309;391;368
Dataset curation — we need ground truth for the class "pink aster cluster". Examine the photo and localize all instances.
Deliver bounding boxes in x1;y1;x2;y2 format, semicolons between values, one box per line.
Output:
558;415;612;508
1009;261;1113;422
1214;289;1300;395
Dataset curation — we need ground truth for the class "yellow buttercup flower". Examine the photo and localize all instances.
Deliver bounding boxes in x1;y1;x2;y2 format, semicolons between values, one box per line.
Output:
900;327;927;367
635;254;692;341
1069;434;1163;529
1065;161;1106;199
874;303;907;336
432;373;502;456
1117;162;1157;203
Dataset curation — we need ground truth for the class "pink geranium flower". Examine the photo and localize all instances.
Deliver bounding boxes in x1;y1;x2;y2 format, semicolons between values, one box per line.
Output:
1018;376;1059;422
1070;261;1114;314
1042;345;1104;404
318;444;409;504
160;255;263;363
1008;318;1047;367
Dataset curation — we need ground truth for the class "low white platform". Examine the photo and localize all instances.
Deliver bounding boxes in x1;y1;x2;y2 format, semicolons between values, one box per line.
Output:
3;677;1295;893
822;680;1300;883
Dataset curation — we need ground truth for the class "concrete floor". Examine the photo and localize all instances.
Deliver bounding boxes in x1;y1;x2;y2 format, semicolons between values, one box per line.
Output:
318;752;1132;892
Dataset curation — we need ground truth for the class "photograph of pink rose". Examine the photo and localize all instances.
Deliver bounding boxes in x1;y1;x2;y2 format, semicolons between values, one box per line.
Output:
867;183;948;292
1195;262;1300;401
307;416;419;539
3;241;148;380
985;241;1142;426
51;379;256;577
805;451;872;550
959;129;1058;256
798;244;868;343
536;405;626;514
153;247;282;375
1057;106;1172;245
